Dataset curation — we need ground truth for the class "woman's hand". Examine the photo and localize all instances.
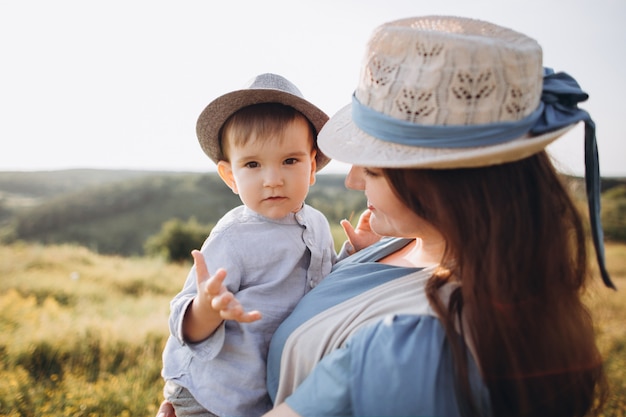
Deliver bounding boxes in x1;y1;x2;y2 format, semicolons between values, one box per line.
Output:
340;209;381;253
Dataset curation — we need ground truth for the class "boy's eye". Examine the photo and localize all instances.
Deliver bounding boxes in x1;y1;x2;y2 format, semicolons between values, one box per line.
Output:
245;161;260;168
284;158;298;165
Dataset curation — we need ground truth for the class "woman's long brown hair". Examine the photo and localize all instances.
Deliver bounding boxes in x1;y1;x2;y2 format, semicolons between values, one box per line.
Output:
383;152;607;416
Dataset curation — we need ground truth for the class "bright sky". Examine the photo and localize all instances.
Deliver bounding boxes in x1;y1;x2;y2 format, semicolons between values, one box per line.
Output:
1;0;625;176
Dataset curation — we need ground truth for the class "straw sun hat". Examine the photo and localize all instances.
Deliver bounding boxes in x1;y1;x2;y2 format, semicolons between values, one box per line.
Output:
196;73;330;171
317;15;614;289
319;16;576;168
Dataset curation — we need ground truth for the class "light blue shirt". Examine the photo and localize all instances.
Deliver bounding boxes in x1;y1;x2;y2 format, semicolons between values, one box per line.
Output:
162;204;336;417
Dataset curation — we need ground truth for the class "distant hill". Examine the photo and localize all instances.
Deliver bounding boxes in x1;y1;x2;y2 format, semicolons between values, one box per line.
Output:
1;170;624;256
0;170;366;255
0;169;174;199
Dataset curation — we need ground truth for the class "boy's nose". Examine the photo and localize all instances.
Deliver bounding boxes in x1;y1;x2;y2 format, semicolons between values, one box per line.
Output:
263;167;284;187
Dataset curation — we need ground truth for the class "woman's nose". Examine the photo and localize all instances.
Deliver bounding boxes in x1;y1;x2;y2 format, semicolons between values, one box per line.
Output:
345;166;365;190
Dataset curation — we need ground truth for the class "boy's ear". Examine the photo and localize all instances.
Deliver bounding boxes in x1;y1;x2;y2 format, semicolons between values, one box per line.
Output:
217;161;238;194
309;149;317;186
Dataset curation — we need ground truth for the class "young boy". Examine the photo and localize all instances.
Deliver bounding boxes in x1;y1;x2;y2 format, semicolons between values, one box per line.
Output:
161;74;337;417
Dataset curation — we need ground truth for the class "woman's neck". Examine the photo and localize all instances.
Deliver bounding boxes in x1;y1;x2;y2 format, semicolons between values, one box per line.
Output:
379;237;444;268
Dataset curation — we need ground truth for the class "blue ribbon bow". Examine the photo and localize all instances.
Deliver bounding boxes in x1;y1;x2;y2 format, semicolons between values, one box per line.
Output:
532;68;614;290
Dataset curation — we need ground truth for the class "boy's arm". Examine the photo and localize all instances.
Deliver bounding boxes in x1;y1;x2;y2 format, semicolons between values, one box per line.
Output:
182;250;262;343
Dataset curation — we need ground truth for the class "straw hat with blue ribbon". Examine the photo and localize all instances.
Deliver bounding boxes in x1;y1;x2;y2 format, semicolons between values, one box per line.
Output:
318;15;615;289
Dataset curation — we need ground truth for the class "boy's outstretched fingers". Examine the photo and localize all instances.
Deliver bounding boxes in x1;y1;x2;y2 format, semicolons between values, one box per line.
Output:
213;291;263;323
192;250;226;297
191;249;262;323
191;249;209;280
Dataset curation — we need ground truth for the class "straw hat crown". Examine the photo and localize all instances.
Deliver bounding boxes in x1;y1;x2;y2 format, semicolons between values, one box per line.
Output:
360;17;542;126
318;16;573;169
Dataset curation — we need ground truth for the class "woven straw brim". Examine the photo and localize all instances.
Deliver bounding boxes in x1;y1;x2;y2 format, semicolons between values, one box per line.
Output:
196;89;330;171
318;104;576;169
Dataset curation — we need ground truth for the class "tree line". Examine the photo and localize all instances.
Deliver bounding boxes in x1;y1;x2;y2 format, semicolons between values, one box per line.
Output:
0;171;367;257
1;170;624;259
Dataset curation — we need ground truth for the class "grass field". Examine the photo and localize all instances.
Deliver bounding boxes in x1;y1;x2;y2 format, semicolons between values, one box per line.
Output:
0;243;185;417
586;243;626;416
0;241;624;416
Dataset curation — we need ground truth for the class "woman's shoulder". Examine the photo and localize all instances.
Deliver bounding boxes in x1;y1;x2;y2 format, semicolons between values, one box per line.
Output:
347;314;491;416
349;313;474;378
347;314;452;390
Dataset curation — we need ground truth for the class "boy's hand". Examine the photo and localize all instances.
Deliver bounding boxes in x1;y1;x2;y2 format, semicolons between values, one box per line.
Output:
192;250;262;323
340;209;381;253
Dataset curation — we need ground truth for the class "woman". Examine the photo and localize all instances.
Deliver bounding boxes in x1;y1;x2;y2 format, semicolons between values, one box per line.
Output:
264;16;612;417
159;15;613;417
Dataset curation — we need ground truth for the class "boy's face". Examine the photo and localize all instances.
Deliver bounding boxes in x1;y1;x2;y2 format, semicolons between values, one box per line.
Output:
217;117;317;219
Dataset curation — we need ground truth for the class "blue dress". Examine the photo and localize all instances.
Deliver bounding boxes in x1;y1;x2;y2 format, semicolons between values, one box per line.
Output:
267;237;493;416
286;314;492;416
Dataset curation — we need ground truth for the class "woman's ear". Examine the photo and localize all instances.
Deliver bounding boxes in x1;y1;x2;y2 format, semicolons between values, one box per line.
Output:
309;149;317;186
217;160;238;194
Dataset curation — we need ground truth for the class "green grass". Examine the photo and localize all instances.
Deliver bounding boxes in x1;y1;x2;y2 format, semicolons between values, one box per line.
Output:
0;241;624;416
0;243;187;417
